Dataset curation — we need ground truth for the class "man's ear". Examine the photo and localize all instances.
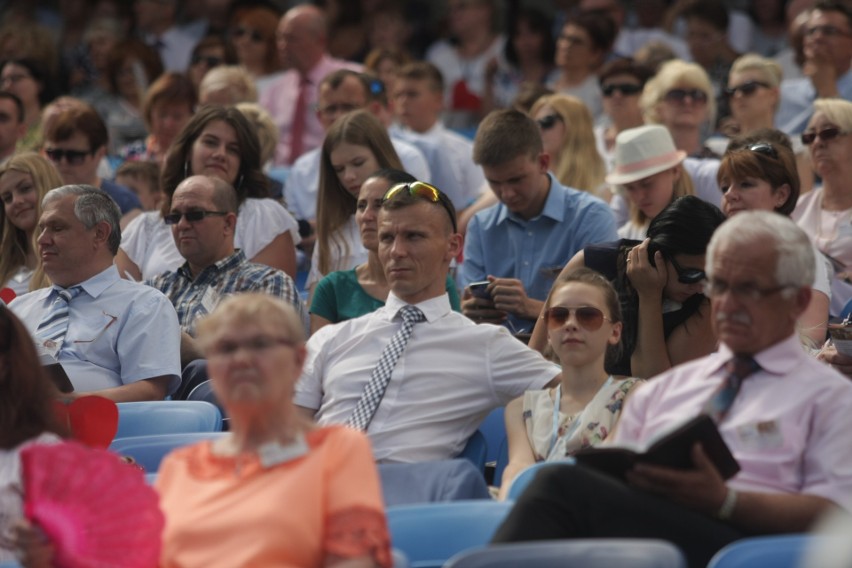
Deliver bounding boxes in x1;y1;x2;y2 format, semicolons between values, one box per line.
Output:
223;212;238;234
446;232;463;260
538;152;550;173
93;220;111;247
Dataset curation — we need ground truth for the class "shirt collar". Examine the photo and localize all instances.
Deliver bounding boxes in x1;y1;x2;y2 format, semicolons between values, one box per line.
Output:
714;333;806;376
178;249;245;281
496;172;561;225
384;291;451;323
52;264;119;300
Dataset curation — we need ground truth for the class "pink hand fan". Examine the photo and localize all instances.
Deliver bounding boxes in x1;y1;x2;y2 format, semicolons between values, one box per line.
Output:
52;396;119;448
21;441;164;568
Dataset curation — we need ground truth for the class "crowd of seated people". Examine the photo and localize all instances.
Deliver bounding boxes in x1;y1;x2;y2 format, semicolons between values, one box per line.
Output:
3;0;852;565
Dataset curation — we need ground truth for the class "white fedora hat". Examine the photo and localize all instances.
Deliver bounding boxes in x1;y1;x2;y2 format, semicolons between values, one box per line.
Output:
605;125;687;186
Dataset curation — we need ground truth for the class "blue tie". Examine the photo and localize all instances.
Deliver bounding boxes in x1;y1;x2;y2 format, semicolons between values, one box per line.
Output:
703;356;760;423
35;286;82;347
347;306;426;431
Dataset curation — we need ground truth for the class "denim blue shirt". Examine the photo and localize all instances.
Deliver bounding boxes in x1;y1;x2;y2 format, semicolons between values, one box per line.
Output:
776;68;852;135
459;173;618;332
10;264;181;394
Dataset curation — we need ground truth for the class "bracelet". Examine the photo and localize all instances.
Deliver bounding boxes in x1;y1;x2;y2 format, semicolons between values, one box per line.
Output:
717;487;737;520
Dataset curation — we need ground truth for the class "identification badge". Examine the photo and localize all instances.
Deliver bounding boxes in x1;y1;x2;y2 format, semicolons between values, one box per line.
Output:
735;420;783;451
37;339;61;360
200;286;219;314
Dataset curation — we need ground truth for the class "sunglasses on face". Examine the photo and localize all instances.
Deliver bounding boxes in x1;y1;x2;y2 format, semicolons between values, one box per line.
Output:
602;83;643;97
231;27;264;43
191;54;224;67
382;181;458;233
536;114;563;130
163;210;229;225
668;255;706;284
801;126;848;145
724;80;770;98
664;89;708;104
544;306;609;331
44;148;93;165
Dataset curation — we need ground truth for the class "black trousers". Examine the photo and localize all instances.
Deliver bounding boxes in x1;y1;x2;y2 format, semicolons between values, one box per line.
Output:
492;464;746;568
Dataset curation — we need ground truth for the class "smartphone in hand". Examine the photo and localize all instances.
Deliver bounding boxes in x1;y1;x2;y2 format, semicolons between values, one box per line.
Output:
469;281;491;300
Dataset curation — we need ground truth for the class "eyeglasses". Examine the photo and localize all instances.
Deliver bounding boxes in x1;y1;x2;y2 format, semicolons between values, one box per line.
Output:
703;279;793;301
544;306;610;331
724;80;770;98
801;126;848;145
669;255;706;284
208;335;297;358
382;181;458;233
602;83;643;97
0;73;32;86
536;114;563;130
664;89;708;104
44;148;93;165
230;26;265;43
746;142;778;159
191;54;224;67
163;210;229;225
805;24;852;38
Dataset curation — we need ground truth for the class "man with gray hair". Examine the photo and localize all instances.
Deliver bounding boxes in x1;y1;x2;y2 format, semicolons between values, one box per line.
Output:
11;185;181;401
493;211;852;567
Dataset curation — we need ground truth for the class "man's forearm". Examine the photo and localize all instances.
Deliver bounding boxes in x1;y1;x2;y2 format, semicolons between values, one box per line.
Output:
728;490;836;533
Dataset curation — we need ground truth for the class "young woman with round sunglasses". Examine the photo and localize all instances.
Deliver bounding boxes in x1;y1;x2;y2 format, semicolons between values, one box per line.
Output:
309;170;462;333
529;195;726;379
792;98;852;318
499;268;639;499
718;132;830;346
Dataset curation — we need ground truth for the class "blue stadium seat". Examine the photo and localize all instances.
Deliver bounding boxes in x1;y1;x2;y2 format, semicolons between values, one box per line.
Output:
707;534;814;568
110;432;226;472
114;401;222;439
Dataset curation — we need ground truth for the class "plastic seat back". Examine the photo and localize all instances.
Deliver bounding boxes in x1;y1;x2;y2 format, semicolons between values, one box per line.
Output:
707;534;813;568
115;401;222;438
110;432;226;472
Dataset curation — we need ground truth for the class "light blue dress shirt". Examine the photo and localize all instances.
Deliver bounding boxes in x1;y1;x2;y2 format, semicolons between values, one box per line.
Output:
11;264;181;394
459;174;618;332
776;68;852;135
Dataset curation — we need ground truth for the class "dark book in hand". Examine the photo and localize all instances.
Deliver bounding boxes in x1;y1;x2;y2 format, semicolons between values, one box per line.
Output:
573;414;740;481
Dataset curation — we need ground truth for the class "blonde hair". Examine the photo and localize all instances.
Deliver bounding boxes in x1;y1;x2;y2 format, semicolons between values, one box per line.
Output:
812;98;852;132
235;102;278;165
629;165;695;226
196;293;305;351
641;60;716;128
199;65;258;104
0;153;62;291
730;54;783;87
529;94;606;193
316;110;402;276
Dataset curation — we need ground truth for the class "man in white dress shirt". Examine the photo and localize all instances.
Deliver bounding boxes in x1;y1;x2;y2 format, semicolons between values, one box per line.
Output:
11;185;181;401
296;182;559;463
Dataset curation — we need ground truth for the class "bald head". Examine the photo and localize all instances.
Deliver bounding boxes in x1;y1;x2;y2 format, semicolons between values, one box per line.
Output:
175;175;238;213
277;5;328;73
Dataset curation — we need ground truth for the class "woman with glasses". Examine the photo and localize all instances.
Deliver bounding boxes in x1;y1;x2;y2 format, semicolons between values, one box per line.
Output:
529;94;607;198
792;98;852;317
310;170;462;333
640;59;717;158
116;105;300;281
548;12;617;124
0;153;62;297
718;132;830;346
595;58;654;170
499;268;639;499
187;35;237;93
307;110;403;298
226;5;283;97
530;195;726;379
157;294;391;567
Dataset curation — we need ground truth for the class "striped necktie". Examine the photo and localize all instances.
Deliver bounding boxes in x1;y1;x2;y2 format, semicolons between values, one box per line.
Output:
35;286;83;347
703;355;760;423
347;306;426;431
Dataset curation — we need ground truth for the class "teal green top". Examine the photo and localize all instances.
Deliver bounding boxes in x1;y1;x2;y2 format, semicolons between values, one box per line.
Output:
310;268;462;323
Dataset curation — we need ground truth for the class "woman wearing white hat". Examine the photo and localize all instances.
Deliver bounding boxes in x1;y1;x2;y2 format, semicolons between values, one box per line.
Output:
607;124;694;239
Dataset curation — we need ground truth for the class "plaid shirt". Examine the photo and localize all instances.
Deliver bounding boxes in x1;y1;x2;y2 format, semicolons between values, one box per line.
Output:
146;250;302;335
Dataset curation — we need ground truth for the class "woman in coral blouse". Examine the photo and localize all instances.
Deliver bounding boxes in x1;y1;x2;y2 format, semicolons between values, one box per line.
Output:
156;294;390;568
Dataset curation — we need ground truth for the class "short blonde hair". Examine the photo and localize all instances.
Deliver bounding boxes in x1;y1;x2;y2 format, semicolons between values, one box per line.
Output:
812;98;852;132
196;293;305;353
199;65;258;104
235;102;278;165
729;54;783;88
641;60;716;128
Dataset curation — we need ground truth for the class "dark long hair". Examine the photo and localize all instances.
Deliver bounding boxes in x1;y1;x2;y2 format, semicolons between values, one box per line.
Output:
0;306;65;448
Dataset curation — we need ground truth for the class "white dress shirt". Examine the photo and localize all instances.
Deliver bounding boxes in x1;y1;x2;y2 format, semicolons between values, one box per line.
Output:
296;292;558;463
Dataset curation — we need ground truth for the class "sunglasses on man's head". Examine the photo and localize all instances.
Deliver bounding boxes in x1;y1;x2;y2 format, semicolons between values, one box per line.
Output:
44;148;93;165
664;89;708;104
536;114;563;130
801;127;848;145
602;83;643;97
724;80;770;98
544;306;609;331
382;181;458;233
164;210;229;225
669;255;706;285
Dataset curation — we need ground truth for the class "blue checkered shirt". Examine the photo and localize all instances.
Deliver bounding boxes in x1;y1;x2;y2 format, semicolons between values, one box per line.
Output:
145;250;302;335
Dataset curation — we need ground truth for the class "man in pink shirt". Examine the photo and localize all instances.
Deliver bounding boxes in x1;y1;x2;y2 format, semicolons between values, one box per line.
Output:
493;211;852;567
260;5;360;166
